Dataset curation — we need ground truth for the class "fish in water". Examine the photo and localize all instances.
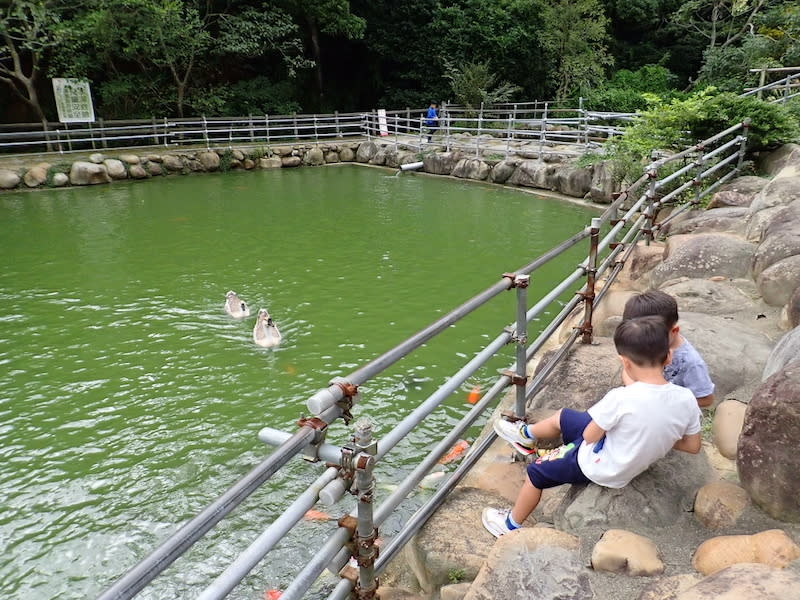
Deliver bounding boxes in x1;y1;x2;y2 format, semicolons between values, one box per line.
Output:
467;385;481;404
253;308;283;348
264;590;283;600
438;439;470;464
418;470;446;490
225;290;250;318
303;508;332;521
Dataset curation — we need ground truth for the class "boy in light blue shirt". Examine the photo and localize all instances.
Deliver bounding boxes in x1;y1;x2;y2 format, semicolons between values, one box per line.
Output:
623;290;715;407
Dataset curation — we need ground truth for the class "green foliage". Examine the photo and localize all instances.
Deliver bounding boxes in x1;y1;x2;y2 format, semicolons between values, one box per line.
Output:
218;149;235;172
443;60;520;114
448;568;466;584
539;0;614;99
220;77;301;116
584;65;684;112
45;163;70;186
597;89;799;182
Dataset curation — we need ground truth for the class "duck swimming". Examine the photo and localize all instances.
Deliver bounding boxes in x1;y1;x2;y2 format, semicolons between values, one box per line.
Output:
253;308;282;348
225;290;250;318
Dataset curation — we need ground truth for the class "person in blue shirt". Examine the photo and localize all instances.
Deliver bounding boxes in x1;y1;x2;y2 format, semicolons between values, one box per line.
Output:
622;290;716;408
426;102;438;142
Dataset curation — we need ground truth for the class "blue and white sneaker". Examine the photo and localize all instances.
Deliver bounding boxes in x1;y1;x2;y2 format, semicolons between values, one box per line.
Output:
493;419;537;454
482;507;515;537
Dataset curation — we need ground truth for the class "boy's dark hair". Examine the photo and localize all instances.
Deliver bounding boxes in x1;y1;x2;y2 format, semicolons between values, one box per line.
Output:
622;290;679;329
614;315;670;367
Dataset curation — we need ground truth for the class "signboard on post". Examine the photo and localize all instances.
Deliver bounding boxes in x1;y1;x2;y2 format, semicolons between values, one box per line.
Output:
52;78;96;123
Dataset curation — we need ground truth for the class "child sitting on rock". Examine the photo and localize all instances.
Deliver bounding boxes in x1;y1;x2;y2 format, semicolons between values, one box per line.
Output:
623;289;715;408
483;315;702;537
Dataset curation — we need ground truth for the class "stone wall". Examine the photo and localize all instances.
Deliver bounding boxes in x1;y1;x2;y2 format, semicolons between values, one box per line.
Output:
0;140;619;204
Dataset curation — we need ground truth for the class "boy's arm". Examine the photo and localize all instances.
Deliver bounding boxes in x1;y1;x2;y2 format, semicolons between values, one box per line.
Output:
673;432;702;454
696;393;715;408
582;420;607;444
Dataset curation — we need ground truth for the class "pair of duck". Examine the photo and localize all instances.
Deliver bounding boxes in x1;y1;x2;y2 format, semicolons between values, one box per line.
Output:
225;291;282;348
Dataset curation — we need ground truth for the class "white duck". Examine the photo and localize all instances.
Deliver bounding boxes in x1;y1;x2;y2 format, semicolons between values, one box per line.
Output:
225;290;250;318
253;308;282;348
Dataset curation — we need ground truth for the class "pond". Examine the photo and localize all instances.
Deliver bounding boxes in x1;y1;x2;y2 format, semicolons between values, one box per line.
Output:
0;165;596;599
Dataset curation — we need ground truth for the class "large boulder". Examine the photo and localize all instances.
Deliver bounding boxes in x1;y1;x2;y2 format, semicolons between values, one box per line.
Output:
463;529;590;600
507;159;558;191
356;141;378;163
692;529;800;574
555;450;711;533
103;158;127;180
665;207;749;236
162;155;184;172
738;363;800;521
747;173;800;214
490;160;517;184
757;142;800;176
69;161;111;185
591;529;664;575
678;312;774;399
197;151;220;171
554;165;592;198
676;562;800;599
531;337;621;412
757;255;800;306
751;200;800;277
659;278;764;319
762;326;800;380
649;234;755;287
787;286;800;328
693;481;749;529
587;160;618;203
0;169;20;189
23;163;50;187
706;175;769;209
423;151;462;175
399;487;511;594
452;158;490;180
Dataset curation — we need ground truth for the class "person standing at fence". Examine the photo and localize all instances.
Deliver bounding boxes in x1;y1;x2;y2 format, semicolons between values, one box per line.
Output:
622;290;715;408
426;102;439;143
482;315;702;537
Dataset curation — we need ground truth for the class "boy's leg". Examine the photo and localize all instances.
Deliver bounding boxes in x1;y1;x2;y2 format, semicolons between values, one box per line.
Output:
528;408;564;439
511;478;542;524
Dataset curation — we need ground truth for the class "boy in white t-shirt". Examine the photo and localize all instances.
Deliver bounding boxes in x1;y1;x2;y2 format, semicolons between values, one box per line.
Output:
483;315;702;537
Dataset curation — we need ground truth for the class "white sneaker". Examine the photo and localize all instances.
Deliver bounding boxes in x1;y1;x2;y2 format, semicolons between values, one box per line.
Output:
493;419;536;449
482;507;514;537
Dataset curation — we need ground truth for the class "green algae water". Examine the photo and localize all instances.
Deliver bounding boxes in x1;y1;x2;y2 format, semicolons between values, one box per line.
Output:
0;165;595;599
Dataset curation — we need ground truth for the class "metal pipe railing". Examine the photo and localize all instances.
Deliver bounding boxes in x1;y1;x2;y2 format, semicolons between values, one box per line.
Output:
96;426;317;600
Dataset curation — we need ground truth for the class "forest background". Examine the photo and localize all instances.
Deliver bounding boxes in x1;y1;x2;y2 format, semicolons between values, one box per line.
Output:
1;0;800;126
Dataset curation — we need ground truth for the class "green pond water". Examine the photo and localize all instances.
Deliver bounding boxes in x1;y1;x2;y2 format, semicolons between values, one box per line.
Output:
0;165;596;599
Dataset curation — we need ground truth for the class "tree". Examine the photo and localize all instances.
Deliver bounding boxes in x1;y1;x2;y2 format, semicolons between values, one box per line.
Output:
279;0;365;109
443;60;520;113
539;0;614;99
0;1;60;126
54;0;310;118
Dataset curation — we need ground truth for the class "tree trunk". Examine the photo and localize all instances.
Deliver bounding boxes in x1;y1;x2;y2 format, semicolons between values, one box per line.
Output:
307;16;324;106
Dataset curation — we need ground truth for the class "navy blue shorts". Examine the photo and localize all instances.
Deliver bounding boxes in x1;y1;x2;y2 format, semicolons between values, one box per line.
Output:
526;408;592;489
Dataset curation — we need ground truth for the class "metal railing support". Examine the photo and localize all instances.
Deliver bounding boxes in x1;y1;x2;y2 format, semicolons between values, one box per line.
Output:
579;218;601;344
512;274;530;419
737;119;750;170
643;161;658;245
352;417;379;600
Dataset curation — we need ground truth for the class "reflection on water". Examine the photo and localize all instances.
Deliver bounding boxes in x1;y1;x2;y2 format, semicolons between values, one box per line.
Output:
0;166;594;599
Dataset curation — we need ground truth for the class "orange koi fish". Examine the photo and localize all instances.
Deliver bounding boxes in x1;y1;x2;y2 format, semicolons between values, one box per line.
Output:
303;509;332;521
265;590;283;600
467;385;481;404
438;439;470;464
